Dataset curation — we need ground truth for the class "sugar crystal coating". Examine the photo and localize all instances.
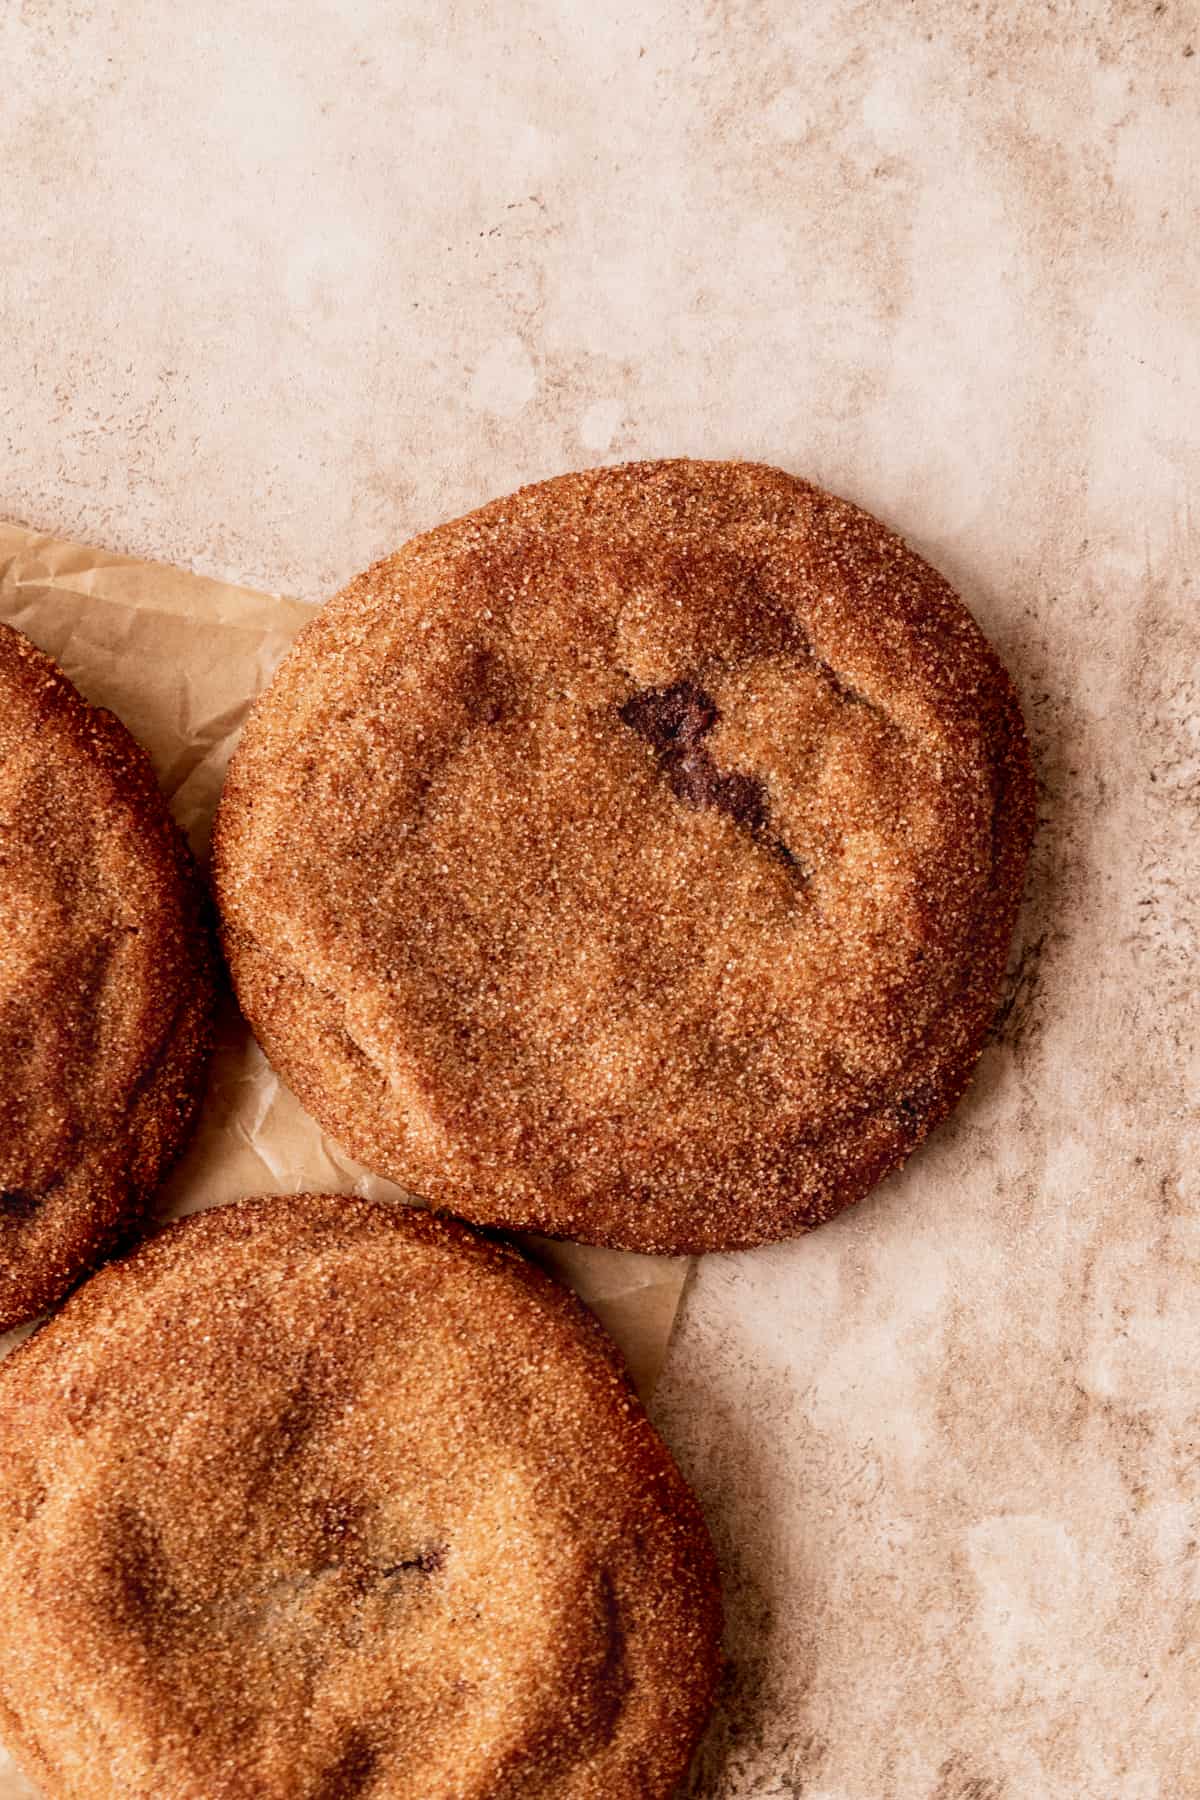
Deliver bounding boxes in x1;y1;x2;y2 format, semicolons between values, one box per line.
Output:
0;623;215;1327
213;461;1034;1253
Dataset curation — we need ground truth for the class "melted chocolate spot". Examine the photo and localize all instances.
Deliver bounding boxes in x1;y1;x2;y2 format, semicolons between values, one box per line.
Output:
1;1190;37;1222
620;681;717;752
619;681;794;858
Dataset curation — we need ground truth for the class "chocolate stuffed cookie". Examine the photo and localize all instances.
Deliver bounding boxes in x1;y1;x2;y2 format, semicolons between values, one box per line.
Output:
0;623;214;1329
0;1194;721;1799
213;461;1034;1253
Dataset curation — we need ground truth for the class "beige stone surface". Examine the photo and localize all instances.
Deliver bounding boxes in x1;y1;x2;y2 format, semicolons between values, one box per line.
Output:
0;2;1197;1795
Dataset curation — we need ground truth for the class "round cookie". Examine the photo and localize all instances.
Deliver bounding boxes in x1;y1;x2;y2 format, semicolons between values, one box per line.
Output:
0;1194;722;1800
0;623;215;1329
213;460;1034;1254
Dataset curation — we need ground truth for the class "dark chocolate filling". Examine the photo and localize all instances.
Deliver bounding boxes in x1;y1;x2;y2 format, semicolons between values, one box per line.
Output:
619;681;800;872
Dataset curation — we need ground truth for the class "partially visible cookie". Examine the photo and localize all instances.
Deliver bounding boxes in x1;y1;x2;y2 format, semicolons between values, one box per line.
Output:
0;623;215;1329
0;1194;722;1799
214;460;1034;1253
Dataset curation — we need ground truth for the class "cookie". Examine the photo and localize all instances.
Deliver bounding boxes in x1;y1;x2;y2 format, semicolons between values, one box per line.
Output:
213;460;1034;1253
0;1194;722;1799
0;623;215;1329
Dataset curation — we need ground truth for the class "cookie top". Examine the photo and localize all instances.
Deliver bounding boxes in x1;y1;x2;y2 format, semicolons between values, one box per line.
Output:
0;1194;722;1799
213;461;1034;1253
0;624;215;1329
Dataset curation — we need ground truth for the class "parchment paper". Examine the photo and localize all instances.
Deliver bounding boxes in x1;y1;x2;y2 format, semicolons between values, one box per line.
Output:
0;522;690;1389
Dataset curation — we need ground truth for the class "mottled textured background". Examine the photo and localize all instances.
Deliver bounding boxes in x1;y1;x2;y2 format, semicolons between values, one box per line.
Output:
1;2;1197;1795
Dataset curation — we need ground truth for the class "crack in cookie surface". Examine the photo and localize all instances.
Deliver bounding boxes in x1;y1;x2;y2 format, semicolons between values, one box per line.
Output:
620;681;765;826
619;679;807;875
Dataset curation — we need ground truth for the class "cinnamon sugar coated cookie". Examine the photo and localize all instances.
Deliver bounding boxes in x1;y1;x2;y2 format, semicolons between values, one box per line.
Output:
0;1195;722;1799
213;461;1034;1253
0;624;215;1328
